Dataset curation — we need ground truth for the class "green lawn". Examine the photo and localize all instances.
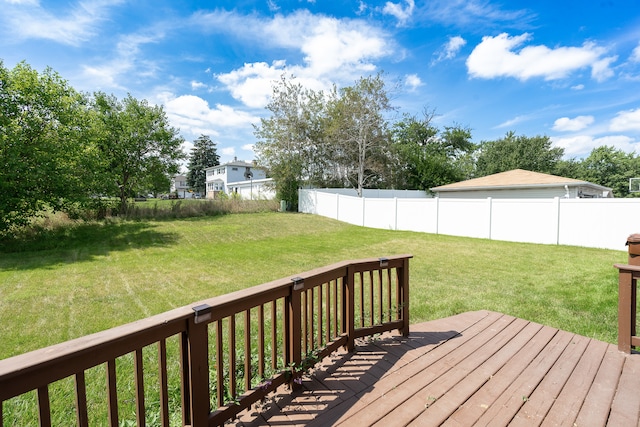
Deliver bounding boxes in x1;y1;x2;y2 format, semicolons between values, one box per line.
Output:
0;211;628;361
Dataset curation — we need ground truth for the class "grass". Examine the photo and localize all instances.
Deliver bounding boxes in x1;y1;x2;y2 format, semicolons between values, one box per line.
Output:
0;211;630;425
0;211;628;361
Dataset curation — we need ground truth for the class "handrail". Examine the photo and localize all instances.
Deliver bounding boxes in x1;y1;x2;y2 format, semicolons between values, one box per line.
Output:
614;263;639;353
0;255;412;426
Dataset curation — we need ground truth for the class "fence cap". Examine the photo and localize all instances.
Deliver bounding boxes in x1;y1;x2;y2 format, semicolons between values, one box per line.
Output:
626;233;640;244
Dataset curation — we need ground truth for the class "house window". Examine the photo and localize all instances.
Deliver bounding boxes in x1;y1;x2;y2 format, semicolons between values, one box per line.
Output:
232;167;238;171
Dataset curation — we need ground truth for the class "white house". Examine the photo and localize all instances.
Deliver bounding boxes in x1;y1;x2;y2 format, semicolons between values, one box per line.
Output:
430;169;613;199
205;159;275;200
170;175;196;198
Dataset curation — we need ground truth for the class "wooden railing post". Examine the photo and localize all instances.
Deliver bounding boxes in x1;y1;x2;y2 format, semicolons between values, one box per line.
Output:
618;268;633;353
289;278;303;388
615;264;639;354
187;305;211;426
399;256;410;337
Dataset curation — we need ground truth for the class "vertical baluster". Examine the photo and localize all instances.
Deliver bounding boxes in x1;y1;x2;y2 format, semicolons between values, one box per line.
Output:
216;320;224;407
325;281;331;343
309;288;315;351
272;300;278;371
179;331;190;426
283;297;290;367
359;271;365;328
157;340;169;427
333;278;339;337
75;371;89;427
302;290;308;355
369;270;375;326
37;385;51;427
317;283;323;348
134;349;145;426
378;269;383;325
229;316;236;401
387;268;392;322
106;359;118;427
258;304;265;380
244;310;252;391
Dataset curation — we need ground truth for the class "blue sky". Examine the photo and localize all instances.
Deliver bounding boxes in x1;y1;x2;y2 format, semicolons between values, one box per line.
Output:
2;0;640;166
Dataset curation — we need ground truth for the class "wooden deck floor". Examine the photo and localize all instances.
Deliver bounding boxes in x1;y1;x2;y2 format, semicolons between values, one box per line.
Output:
234;310;640;426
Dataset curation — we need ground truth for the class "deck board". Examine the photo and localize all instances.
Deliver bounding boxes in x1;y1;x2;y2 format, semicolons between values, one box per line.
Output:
234;311;640;426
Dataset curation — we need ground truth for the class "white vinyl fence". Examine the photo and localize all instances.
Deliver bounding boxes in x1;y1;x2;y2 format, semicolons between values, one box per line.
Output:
299;189;640;251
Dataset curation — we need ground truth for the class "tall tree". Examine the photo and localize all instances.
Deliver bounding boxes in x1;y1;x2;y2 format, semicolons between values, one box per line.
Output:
254;75;328;209
391;110;474;191
91;92;185;213
475;132;564;177
186;135;220;196
0;61;90;233
326;73;394;196
579;146;640;197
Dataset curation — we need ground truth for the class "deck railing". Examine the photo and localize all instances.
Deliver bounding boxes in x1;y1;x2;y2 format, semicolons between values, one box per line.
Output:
614;263;639;353
0;255;411;426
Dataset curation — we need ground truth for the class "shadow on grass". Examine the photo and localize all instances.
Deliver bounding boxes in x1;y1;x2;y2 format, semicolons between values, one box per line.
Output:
0;221;180;269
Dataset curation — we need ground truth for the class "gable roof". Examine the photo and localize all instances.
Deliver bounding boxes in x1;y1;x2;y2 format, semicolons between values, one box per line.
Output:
431;169;611;192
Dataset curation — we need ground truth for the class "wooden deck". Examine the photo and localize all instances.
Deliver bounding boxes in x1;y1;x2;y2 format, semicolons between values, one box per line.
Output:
234;310;640;426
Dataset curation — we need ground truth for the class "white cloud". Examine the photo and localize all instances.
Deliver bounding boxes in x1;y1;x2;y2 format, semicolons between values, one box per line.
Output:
210;10;393;107
0;0;125;46
191;81;207;90
591;56;617;82
382;0;415;26
553;115;595;132
496;115;529;129
631;43;640;63
404;74;422;91
610;108;640;132
552;134;640;157
263;11;391;75
267;0;279;12
433;36;466;63
157;93;259;142
242;143;255;152
216;61;288;109
422;0;534;29
79;31;163;91
467;33;615;82
571;84;585;90
221;147;236;156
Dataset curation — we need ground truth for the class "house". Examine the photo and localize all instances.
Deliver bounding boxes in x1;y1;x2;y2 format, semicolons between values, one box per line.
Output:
170;175;197;198
430;169;613;199
205;159;275;200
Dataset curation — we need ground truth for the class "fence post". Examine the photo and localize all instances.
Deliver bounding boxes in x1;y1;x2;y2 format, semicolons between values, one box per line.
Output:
617;268;633;353
187;306;211;426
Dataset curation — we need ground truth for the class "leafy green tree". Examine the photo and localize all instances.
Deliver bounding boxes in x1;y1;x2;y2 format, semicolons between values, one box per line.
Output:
91;92;185;213
186;134;220;196
475;132;564;177
0;61;91;233
326;73;394;196
254;75;328;210
391;111;474;191
578;146;640;197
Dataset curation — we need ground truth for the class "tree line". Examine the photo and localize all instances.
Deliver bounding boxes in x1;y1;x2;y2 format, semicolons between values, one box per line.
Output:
0;61;185;234
255;74;640;209
3;60;639;233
